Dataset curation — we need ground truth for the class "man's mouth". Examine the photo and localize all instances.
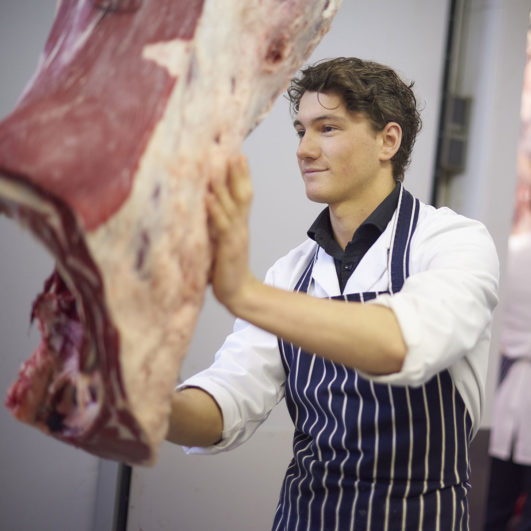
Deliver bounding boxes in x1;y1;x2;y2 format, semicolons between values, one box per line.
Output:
302;167;327;177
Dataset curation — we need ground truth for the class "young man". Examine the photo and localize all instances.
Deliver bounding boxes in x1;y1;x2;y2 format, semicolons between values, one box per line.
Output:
166;58;499;530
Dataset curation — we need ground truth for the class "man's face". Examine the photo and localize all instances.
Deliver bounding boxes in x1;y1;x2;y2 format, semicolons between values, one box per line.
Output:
294;91;385;208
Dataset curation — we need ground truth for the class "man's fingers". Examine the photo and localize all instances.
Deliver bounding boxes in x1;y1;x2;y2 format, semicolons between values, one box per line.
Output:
229;155;253;206
207;155;253;233
210;176;234;217
206;185;231;234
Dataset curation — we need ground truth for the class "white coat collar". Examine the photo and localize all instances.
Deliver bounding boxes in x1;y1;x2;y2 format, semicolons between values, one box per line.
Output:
312;207;399;296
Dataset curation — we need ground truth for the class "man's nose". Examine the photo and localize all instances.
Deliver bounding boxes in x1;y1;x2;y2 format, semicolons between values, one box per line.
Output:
297;132;319;160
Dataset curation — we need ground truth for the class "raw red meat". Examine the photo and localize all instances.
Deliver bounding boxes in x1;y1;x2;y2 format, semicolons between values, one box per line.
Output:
0;0;341;464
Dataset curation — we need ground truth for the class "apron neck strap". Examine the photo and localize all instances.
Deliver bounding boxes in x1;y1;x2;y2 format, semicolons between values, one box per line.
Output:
296;184;420;295
387;183;420;294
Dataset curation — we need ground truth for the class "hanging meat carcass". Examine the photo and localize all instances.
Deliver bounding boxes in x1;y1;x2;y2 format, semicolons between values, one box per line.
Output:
0;0;341;464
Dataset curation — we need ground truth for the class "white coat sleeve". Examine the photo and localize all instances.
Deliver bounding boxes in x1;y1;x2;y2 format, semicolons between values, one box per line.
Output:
179;320;286;454
178;272;288;454
363;207;499;387
178;241;315;454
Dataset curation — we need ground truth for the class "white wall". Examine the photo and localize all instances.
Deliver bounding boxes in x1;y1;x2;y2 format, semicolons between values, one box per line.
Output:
0;2;115;531
128;2;453;530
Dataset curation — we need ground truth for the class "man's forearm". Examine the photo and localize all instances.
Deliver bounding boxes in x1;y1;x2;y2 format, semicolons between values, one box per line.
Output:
165;387;223;447
226;278;406;375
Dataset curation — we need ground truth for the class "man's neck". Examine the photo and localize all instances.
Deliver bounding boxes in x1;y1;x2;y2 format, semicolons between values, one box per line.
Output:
329;176;396;250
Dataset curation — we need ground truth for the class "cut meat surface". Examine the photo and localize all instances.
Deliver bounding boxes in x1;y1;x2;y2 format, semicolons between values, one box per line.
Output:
0;0;342;465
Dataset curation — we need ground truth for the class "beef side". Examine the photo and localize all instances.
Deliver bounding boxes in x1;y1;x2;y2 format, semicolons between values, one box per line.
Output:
0;0;342;465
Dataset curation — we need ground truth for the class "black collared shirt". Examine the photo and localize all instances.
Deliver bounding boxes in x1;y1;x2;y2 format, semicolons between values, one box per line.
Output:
307;183;401;293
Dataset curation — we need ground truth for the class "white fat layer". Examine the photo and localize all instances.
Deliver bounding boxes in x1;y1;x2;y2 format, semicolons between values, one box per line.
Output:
142;39;191;78
0;176;73;268
0;176;61;228
0;176;101;297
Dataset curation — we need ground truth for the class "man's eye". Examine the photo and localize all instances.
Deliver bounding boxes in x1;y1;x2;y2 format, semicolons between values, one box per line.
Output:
296;130;305;138
323;126;336;133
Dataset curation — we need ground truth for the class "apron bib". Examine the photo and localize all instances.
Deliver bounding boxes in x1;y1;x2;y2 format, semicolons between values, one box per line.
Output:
272;188;473;531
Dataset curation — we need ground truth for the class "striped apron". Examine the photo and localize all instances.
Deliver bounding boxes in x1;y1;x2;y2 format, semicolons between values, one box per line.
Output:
272;188;473;531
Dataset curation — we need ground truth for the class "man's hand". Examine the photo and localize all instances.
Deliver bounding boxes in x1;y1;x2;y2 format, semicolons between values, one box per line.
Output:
205;155;406;375
207;155;258;313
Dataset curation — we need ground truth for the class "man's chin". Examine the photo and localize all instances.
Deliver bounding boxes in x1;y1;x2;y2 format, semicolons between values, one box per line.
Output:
306;196;327;205
304;185;329;204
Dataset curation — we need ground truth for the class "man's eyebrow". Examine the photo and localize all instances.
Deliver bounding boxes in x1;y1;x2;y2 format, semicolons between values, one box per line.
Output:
293;115;346;128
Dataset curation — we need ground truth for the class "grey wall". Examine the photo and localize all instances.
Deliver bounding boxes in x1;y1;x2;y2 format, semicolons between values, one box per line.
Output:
0;2;116;531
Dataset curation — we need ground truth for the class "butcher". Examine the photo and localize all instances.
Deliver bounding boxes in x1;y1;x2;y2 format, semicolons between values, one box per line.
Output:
165;57;499;530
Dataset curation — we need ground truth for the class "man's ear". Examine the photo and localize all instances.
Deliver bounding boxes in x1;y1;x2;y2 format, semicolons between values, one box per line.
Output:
379;122;402;162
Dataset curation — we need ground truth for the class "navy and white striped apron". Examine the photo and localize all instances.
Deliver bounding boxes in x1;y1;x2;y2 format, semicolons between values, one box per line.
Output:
272;188;473;531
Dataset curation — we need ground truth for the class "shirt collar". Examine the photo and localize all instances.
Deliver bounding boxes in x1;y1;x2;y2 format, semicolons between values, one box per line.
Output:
307;182;401;258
